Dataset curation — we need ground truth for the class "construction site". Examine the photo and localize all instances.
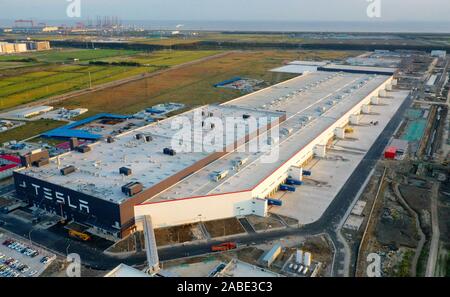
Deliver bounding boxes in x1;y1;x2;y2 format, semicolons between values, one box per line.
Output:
343;51;450;277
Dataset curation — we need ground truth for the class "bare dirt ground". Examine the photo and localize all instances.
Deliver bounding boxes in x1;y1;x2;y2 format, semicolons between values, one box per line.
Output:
106;233;137;253
203;218;245;238
154;223;204;246
40;258;107;277
246;214;284;232
399;183;432;235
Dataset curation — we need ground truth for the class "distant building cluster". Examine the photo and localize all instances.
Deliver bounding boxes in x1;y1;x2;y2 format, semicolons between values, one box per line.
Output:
0;41;51;54
431;50;447;59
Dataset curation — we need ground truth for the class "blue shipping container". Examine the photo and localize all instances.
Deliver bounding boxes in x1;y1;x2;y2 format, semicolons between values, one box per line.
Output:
286;178;304;186
267;199;283;206
280;184;296;192
303;170;312;176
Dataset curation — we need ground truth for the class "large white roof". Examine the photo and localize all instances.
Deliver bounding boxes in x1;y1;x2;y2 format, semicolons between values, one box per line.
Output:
148;71;390;202
19;104;281;204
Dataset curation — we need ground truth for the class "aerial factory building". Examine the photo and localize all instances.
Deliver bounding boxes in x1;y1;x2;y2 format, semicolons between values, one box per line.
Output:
14;65;396;238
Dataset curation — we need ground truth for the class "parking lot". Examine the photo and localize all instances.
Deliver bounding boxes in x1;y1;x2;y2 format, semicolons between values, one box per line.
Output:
0;230;55;277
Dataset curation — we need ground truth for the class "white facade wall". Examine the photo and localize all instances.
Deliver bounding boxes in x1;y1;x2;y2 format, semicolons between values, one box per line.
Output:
135;191;267;228
289;166;303;181
335;127;345;139
14;43;27;53
362;104;371;114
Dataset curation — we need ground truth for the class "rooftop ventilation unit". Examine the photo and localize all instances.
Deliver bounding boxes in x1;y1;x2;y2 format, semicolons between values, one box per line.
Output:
61;165;76;176
119;167;132;176
212;170;229;182
32;158;49;168
121;182;143;197
234;157;249;168
77;145;91;153
163;148;176;156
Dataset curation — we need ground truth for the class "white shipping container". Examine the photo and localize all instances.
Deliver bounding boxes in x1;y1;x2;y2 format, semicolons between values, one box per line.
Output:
295;249;303;264
304;252;312;267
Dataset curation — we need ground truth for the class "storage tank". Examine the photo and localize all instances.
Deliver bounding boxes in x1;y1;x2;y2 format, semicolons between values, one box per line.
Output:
304;252;312;267
295;250;303;264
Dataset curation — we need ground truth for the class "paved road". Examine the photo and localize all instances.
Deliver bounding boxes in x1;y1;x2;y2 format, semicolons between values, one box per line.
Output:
238;218;256;234
426;182;440;277
330;91;414;276
0;184;15;196
0;92;414;273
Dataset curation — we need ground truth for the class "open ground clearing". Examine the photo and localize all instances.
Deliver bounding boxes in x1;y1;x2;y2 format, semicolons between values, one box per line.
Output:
0;49;222;111
0;119;64;144
56;50;357;115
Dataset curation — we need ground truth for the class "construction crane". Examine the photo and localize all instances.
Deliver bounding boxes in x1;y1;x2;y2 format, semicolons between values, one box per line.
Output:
14;19;34;27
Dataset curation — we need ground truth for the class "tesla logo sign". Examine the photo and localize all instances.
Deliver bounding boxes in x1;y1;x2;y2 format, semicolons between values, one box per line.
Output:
19;181;90;213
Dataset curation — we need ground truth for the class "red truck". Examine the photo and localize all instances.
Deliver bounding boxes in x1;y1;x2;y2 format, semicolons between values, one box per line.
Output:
211;242;237;252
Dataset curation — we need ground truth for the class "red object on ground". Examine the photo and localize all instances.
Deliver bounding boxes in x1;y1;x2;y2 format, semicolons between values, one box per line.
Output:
384;146;397;159
211;242;237;252
0;154;21;164
56;140;86;150
0;163;18;172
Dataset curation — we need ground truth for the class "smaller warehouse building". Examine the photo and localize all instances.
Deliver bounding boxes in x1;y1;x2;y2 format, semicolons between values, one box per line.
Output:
14;106;54;119
261;243;282;267
431;50;446;59
104;264;150;277
385;138;409;159
0;42;15;54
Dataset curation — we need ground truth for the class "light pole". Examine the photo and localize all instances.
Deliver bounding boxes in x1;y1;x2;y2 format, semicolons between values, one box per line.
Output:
58;202;64;222
28;228;34;247
88;71;92;89
66;241;71;256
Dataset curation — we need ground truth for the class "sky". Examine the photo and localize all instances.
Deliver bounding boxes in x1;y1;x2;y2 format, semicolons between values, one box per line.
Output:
0;0;449;23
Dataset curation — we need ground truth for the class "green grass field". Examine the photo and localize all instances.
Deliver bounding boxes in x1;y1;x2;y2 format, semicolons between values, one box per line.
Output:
57;50;359;115
101;50;222;67
0;49;222;111
0;119;65;144
0;65;155;110
20;49;138;63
